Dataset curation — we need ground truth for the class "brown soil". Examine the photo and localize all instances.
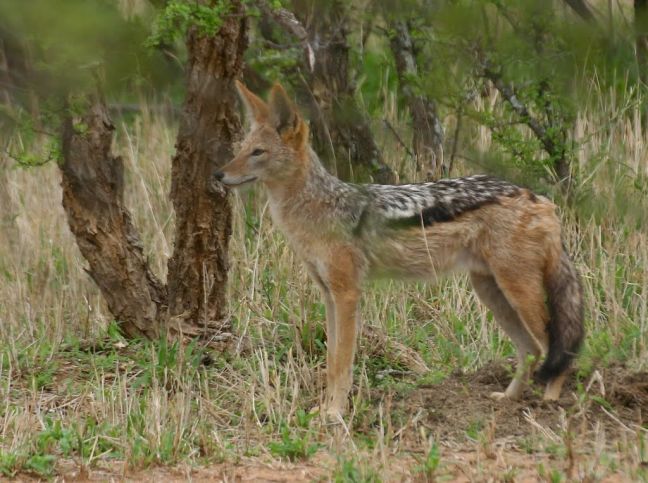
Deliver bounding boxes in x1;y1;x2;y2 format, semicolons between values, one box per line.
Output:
54;459;329;482
388;361;647;442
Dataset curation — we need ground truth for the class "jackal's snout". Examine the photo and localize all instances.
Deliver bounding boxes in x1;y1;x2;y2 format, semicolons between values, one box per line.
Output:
213;158;258;187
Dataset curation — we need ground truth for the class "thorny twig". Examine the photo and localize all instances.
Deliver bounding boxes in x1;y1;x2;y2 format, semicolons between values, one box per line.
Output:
256;0;315;71
447;106;462;177
382;118;415;159
478;55;571;188
4;150;54;168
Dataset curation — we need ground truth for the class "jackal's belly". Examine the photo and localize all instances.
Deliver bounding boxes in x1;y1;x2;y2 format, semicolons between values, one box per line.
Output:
364;228;487;281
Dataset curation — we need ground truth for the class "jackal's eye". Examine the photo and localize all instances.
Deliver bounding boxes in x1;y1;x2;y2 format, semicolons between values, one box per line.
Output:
251;148;265;157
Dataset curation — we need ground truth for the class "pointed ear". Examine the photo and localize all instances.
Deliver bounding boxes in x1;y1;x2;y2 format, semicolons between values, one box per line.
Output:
269;83;300;134
269;83;309;150
235;80;269;125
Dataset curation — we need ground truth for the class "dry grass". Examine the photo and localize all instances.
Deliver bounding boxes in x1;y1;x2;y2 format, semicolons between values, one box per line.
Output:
0;83;646;480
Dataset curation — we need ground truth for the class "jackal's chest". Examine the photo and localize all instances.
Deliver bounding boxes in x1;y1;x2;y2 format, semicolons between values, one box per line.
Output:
268;203;335;257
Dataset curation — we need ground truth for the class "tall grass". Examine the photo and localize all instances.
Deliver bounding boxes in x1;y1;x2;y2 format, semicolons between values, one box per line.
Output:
0;76;646;479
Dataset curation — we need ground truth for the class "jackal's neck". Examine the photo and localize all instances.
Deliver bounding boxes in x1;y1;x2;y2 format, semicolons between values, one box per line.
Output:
264;148;348;205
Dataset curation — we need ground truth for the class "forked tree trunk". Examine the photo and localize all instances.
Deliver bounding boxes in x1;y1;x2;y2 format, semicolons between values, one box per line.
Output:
389;20;444;180
290;0;396;183
60;3;247;343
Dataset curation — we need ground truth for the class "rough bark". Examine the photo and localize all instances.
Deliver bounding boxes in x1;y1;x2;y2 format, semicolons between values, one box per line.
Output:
165;2;247;341
389;20;444;180
60;102;166;339
283;0;395;183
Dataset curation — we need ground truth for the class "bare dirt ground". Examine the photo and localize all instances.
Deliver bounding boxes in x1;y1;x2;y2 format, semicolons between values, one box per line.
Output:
405;361;647;441
7;362;647;482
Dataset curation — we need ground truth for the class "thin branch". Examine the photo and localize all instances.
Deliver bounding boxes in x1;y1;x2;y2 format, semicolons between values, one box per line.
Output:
447;106;463;177
563;0;598;23
480;62;562;162
382;118;415;159
4;150;54;168
478;56;571;188
296;70;338;166
256;0;315;71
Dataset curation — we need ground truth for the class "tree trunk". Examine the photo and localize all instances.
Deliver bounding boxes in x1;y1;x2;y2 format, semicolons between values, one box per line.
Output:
389;20;444;180
61;102;166;339
0;37;13;111
0;27;34;121
290;0;395;183
636;0;648;86
165;2;247;341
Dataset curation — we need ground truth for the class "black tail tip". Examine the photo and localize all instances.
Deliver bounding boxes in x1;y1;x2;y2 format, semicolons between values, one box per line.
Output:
533;365;557;385
533;352;574;385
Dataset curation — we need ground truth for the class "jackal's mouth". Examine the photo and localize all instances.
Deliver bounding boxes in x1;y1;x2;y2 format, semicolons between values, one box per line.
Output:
220;175;258;187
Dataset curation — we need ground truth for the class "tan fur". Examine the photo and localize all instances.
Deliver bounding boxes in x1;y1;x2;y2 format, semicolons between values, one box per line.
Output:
219;82;580;418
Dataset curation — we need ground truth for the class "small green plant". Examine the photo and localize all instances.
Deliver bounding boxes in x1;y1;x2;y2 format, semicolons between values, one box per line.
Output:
335;458;362;483
31;362;57;390
0;452;19;477
24;454;56;477
268;423;318;462
147;0;232;47
334;457;381;483
294;408;315;429
538;463;565;483
466;418;485;441
36;418;77;456
0;450;57;478
415;441;441;481
132;337;205;390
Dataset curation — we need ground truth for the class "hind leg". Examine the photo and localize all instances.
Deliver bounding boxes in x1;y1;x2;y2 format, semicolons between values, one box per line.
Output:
543;372;568;401
471;273;542;400
487;267;567;400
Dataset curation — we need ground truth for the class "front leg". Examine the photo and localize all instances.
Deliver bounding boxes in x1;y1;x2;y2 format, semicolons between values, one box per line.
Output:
327;287;360;418
304;263;337;399
306;249;363;419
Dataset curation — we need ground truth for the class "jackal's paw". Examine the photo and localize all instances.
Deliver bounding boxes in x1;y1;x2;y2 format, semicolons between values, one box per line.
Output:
490;389;522;401
542;392;560;402
309;405;345;424
489;391;508;401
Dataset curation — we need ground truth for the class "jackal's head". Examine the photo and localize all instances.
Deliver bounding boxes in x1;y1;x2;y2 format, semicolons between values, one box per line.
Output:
215;81;309;187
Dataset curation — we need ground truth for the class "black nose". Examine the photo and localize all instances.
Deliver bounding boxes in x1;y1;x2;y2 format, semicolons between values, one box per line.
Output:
213;171;224;181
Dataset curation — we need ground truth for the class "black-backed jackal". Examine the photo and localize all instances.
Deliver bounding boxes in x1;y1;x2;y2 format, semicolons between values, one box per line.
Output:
215;82;585;419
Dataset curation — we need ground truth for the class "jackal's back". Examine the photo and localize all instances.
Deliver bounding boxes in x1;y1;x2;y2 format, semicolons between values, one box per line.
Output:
363;175;523;227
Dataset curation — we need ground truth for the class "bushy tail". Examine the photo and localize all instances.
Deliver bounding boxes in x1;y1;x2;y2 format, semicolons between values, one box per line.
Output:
536;246;585;383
